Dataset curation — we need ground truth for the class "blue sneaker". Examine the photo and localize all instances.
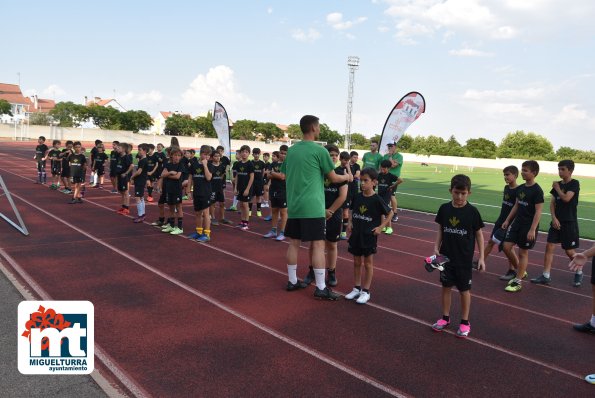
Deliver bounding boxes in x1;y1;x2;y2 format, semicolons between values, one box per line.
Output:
275;232;286;241
196;234;210;242
187;232;201;240
263;230;277;238
263;215;272;221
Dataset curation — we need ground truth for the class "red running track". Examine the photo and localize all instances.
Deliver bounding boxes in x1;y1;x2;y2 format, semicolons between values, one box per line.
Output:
0;142;593;397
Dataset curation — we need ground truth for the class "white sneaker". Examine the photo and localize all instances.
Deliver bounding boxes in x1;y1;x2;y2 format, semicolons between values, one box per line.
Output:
356;291;370;304
261;201;269;208
345;288;361;300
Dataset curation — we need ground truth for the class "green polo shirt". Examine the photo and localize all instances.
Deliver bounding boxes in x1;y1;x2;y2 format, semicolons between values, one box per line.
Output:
383;152;403;177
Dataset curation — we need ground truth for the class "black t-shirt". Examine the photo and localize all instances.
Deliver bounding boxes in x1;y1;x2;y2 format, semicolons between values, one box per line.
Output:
35;144;48;161
435;202;484;267
269;161;286;196
349;193;391;249
68;153;87;178
181;157;193;179
233;160;254;193
115;153;132;176
252;160;266;189
495;185;518;225
220;156;231;169
136;157;149;181
349;162;361;191
324;167;347;209
377;172;398;197
188;158;215;197
61;148;73;168
551;179;580;222
48;148;61;166
163;161;187;193
110;151;120;170
231;160;240;175
514;183;544;225
156;152;167;173
94;153;108;170
145;153;158;176
210;163;227;193
90;146;99;163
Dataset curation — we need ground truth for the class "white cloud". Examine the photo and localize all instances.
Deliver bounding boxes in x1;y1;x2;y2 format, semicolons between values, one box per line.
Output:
462;87;547;101
181;65;251;111
326;12;368;30
119;90;163;104
291;28;321;42
553;104;589;124
449;48;494;57
42;84;66;98
267;7;273;14
377;25;390;32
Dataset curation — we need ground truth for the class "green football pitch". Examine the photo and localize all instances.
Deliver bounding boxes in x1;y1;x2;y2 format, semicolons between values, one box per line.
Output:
397;164;595;240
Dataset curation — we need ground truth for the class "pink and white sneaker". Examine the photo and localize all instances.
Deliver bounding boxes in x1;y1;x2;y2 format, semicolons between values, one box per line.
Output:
431;319;450;332
456;323;471;338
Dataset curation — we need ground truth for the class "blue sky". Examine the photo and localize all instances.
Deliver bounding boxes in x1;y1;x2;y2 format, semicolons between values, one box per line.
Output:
2;0;595;150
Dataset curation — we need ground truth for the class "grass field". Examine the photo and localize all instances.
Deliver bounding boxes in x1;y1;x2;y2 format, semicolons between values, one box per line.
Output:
397;163;595;240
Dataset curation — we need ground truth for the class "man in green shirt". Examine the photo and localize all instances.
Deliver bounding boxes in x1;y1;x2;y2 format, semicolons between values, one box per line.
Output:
362;140;383;170
281;115;351;300
383;142;404;222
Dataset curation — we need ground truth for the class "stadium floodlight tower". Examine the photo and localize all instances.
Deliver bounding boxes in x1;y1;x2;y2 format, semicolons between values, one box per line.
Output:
345;56;359;151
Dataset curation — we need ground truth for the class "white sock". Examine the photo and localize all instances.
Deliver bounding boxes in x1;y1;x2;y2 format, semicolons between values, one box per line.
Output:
232;196;238;207
314;268;326;290
590;315;595;328
287;265;297;284
138;200;145;216
576;269;583;275
543;272;550;278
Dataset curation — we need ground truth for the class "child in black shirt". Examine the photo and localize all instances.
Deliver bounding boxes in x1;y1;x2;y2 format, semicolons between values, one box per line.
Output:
92;143;108;189
344;168;392;305
187;145;214;242
159;148;186;235
115;143;134;215
109;141;120;193
377;160;399;235
130;144;150;223
209;151;230;226
59;140;74;194
233;145;255;230
432;174;485;338
34;136;48;184
67;141;87;204
47;140;62;190
250;148;266;217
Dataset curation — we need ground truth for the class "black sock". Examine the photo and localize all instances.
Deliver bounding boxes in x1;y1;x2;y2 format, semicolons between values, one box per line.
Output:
257;203;261;211
327;268;335;274
168;217;174;226
362;288;370;293
354;285;361;290
178;218;183;228
37;172;41;182
159;217;165;223
41;172;46;182
442;315;450;322
461;319;469;326
342;218;349;232
123;205;129;209
148;186;153;195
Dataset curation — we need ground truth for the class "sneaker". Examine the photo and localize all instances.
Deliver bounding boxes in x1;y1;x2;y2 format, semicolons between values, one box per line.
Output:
573;273;583;287
151;220;164;227
240;224;249;231
226;206;237;211
356;291;370;304
261;202;269;208
327;269;337;287
221;219;233;225
339;232;348;240
275;233;285;241
263;230;277;238
235;223;245;229
147;196;154;202
472;260;480;270
263;215;272;221
572;321;595;334
432;319;450;332
505;280;522;292
116;208;125;214
303;266;315;285
507;272;527;284
76;198;83;204
133;216;145;223
68;199;77;204
211;219;219;226
169;227;184;235
257;210;262;217
111;189;118;194
161;223;171;229
391;214;399;222
196;234;210;242
381;226;387;233
182;195;189;200
384;227;393;235
314;286;340;300
499;270;516;281
286;280;307;291
530;274;551;285
586;374;595;385
122;208;130;215
161;225;174;233
187;232;201;240
456;324;471;338
249;210;252;217
345;288;361;300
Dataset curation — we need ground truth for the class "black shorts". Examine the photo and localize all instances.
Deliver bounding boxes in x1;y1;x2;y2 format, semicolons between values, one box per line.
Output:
72;176;84;184
148;174;157;182
591;258;595;285
347;243;376;257
325;213;342;242
117;175;130;192
109;166;117;178
379;192;392;206
134;180;146;197
505;220;538;250
237;193;252;202
37;160;46;172
61;167;70;178
546;221;579;250
193;195;211;211
253;184;264;197
51;164;61;176
284;218;326;242
160;190;182;206
210;190;225;203
271;197;287;209
93;166;105;176
440;264;472;292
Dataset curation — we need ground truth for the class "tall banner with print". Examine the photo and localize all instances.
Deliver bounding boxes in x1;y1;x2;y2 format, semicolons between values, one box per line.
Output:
212;102;231;158
379;92;426;155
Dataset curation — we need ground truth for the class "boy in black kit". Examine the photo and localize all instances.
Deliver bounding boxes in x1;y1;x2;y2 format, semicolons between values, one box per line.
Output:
227;150;242;211
250;148;266;217
341;151;361;239
130;144;150;223
59;140;74;194
160;148;186;235
187;145;214;242
431;174;485;337
90;139;102;187
377;160;399;235
34;136;48;184
233;145;255;230
47;140;62;190
263;146;288;240
145;144;159;202
92;143;108;189
343;168;392;305
109;141;120;193
67;141;87;204
209;151;231;226
115;143;134;215
533;159;582;286
262;152;271;208
502;160;544;292
477;166;519;280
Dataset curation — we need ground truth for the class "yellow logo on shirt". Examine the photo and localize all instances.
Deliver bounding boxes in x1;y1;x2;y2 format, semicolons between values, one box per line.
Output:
239;166;245;172
518;192;526;200
504;194;510;200
359;205;368;214
449;216;460;227
324;178;331;187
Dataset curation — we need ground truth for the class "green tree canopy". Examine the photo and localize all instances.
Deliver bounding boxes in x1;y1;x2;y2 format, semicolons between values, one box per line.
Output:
256;122;284;141
396;134;413;151
286;124;302;139
164;114;196;136
29;112;51;126
349;133;369;149
231;119;258;139
0;99;12;116
319;123;343;146
443;135;464;156
195;110;217;138
497;130;554;159
49;102;88;127
464;138;497;159
556;146;578;160
119;110;152;133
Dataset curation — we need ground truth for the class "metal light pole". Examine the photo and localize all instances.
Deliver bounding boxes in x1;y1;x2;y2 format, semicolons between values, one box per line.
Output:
345;56;359;150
